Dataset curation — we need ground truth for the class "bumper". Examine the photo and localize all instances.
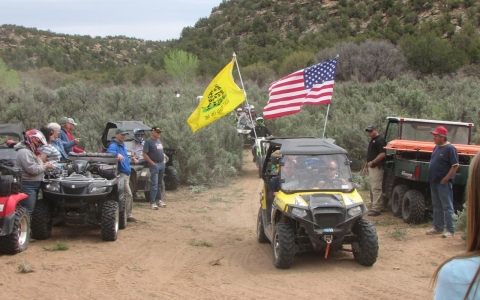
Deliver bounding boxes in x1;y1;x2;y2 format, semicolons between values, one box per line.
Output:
284;203;367;250
43;190;111;203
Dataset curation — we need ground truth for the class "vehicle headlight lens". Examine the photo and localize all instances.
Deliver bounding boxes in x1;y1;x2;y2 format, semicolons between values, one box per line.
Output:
0;204;4;212
344;196;356;205
292;207;307;218
89;184;107;194
44;182;60;192
347;206;362;217
294;196;307;207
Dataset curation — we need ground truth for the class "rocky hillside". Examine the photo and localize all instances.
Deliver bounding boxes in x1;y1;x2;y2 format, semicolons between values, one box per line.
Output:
0;0;479;78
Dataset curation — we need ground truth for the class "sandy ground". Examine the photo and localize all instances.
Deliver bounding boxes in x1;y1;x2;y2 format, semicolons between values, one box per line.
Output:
0;149;466;299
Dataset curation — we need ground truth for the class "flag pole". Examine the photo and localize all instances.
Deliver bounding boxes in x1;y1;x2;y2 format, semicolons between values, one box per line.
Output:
233;52;257;139
322;54;339;139
322;104;330;139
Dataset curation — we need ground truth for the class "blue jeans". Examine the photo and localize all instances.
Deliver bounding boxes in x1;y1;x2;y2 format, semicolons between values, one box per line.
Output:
430;182;455;233
149;162;165;204
20;181;41;215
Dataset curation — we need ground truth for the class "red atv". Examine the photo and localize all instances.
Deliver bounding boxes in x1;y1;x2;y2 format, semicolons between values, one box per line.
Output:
0;124;30;254
0;163;30;254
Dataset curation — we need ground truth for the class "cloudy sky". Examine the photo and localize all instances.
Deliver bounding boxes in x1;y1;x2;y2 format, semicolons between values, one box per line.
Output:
1;0;222;41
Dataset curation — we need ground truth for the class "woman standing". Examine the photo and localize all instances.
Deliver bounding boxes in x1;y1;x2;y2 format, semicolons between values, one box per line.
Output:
432;153;480;300
14;129;53;215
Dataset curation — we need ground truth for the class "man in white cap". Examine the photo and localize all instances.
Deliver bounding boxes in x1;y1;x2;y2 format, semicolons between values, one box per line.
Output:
58;117;84;154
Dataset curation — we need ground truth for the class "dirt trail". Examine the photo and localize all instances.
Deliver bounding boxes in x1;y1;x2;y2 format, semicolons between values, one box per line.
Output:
0;149;465;299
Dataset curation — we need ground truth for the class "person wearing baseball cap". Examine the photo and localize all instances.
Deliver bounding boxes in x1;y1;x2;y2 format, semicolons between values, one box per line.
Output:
143;126;166;209
107;128;136;222
58;117;84;154
426;126;459;238
363;124;387;216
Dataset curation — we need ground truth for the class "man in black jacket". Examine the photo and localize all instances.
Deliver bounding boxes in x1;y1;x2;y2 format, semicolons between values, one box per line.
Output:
363;124;387;216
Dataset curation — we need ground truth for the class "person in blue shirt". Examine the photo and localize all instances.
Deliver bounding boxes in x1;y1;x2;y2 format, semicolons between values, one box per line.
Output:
426;126;459;238
107;128;136;222
432;152;480;300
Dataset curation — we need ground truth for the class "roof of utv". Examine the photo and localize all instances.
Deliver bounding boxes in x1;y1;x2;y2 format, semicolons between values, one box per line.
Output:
102;121;152;148
269;137;348;156
0;124;24;138
104;121;151;131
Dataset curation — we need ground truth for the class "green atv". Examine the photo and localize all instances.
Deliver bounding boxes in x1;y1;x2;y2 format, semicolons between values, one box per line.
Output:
257;137;378;269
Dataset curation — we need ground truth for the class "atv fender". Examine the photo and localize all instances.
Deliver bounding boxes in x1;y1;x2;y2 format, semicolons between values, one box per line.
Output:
0;193;28;218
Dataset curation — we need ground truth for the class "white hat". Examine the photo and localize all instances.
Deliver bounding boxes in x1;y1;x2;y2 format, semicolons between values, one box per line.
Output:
68;118;78;126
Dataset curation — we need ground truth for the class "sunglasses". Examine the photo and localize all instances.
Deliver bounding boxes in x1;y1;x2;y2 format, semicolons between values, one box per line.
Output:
326;167;337;171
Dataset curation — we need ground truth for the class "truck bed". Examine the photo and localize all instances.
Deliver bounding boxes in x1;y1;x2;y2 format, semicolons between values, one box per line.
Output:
385;139;480;156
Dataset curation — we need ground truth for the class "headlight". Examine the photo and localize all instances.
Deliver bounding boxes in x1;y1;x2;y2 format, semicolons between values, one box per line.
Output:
344;196;356;205
44;182;60;192
0;204;4;212
294;196;307;207
292;207;307;218
347;206;362;217
89;184;107;194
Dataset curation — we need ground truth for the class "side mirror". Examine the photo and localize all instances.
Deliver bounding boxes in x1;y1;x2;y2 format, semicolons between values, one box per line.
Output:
349;158;361;172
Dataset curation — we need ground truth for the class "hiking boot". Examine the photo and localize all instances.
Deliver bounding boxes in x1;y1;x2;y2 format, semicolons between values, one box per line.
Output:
151;204;158;210
127;216;137;222
368;210;381;216
156;200;167;208
443;231;454;238
426;228;442;235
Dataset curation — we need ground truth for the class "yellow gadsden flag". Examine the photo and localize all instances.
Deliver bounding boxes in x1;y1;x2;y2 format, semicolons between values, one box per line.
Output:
187;58;245;133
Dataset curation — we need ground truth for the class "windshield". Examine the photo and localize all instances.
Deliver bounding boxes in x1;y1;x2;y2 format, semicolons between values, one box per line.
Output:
280;154;354;192
401;122;470;144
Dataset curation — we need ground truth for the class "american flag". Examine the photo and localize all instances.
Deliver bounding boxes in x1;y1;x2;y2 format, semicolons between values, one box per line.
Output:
263;57;338;119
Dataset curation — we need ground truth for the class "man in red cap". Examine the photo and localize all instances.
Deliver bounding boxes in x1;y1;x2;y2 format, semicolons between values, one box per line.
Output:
426;126;459;238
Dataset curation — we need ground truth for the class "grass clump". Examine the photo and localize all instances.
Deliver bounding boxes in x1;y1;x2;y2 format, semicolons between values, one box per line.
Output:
386;227;408;241
17;260;34;273
188;185;209;194
43;241;70;251
188;239;213;247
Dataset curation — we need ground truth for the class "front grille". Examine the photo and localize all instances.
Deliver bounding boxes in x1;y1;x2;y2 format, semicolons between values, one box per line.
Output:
62;186;87;195
313;207;344;228
314;214;340;228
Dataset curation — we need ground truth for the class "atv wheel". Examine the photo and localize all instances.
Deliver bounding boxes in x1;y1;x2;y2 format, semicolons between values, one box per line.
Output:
101;200;119;241
272;222;295;269
352;219;379;266
164;166;179;191
0;206;30;254
402;189;425;224
391;184;408;217
257;207;269;243
31;200;52;240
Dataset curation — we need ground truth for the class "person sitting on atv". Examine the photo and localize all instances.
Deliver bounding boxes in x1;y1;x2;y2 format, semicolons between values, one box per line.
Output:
251;117;273;160
234;107;243;123
130;129;146;165
271;156;297;194
250;117;272;139
237;109;254;129
317;160;348;189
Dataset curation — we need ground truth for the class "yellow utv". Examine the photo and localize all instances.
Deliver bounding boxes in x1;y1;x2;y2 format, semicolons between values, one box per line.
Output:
257;137;379;269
